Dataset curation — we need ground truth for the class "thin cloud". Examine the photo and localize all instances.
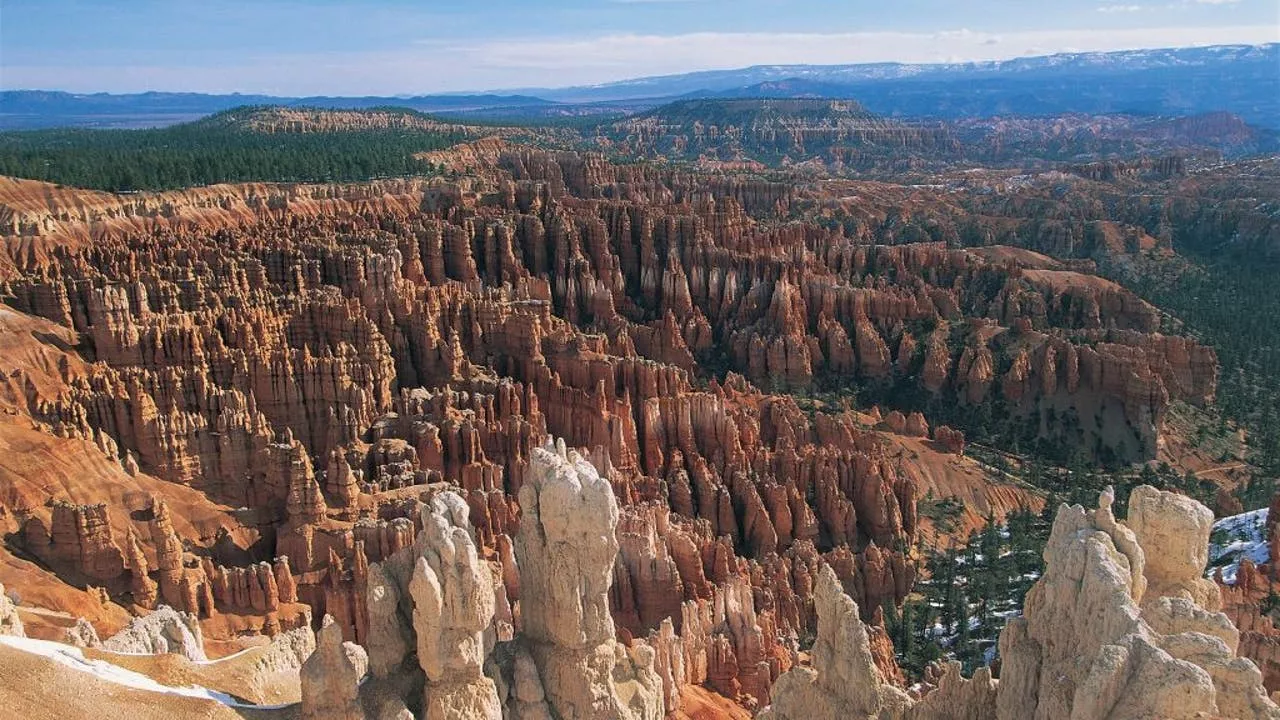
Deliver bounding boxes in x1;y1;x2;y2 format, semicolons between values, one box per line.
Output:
4;25;1277;95
460;26;1278;82
1097;5;1147;13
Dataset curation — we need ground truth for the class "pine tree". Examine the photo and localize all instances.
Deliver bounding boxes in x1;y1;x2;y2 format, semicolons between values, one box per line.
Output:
899;601;917;660
955;592;974;671
883;599;902;647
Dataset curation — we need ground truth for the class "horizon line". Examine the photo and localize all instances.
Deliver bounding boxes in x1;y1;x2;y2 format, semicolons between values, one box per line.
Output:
3;39;1275;99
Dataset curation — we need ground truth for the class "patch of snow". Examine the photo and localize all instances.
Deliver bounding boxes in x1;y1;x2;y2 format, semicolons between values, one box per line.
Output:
92;643;260;665
0;635;293;710
1208;507;1270;586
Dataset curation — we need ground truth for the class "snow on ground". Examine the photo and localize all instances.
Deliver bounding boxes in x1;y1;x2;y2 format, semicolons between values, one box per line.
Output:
0;635;293;710
1208;507;1270;586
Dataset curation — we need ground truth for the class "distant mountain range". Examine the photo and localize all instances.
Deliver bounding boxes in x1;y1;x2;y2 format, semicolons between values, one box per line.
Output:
524;44;1279;100
2;43;1277;131
0;90;556;130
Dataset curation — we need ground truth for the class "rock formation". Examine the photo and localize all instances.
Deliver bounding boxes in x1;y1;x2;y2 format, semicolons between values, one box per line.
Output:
62;617;101;647
0;582;24;637
344;456;663;719
763;485;1280;720
124;530;159;609
407;493;501;720
42;500;126;580
0;138;1233;715
758;564;910;719
1220;559;1280;694
513;439;663;720
992;485;1277;719
101;605;207;661
300;614;369;720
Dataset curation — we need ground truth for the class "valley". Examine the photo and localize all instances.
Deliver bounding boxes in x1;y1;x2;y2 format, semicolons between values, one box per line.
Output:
0;42;1278;720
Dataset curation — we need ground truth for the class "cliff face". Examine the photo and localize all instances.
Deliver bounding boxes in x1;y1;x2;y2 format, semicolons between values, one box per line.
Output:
762;485;1280;720
1221;560;1280;695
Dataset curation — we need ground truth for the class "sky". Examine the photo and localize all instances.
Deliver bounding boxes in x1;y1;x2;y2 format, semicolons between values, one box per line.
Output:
1;0;1277;95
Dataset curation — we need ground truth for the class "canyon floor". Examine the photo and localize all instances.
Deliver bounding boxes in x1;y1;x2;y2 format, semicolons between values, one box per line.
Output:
0;100;1277;718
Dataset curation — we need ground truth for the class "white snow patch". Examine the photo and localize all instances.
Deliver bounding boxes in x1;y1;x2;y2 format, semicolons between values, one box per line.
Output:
1208;507;1270;586
0;635;293;710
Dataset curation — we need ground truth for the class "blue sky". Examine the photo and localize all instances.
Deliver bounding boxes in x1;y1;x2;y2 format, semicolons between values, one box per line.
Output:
1;0;1277;94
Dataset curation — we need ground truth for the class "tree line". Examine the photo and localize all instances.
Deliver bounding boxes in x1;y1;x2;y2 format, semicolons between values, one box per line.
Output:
0;114;465;191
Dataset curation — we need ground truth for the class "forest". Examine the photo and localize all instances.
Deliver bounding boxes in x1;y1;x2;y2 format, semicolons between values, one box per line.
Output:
1129;256;1280;476
888;505;1049;679
893;451;1230;681
0;110;465;191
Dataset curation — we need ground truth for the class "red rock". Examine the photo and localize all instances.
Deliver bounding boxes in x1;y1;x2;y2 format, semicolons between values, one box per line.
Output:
124;530;158;609
46;501;125;582
934;426;966;455
0;144;1227;709
904;412;929;438
149;498;187;609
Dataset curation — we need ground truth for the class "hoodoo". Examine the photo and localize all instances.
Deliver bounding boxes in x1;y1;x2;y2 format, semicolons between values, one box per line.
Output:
762;486;1280;720
0;35;1276;719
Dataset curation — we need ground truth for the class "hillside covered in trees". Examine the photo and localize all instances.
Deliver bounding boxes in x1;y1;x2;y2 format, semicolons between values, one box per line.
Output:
0;107;471;191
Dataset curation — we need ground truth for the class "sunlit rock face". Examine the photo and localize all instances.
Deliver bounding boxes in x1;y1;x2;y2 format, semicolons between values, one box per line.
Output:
762;486;1280;720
